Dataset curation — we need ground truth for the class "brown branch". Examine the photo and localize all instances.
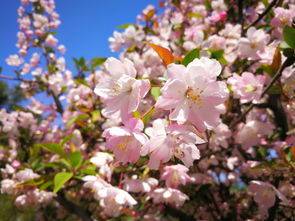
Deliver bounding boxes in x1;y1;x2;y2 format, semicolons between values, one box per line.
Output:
56;192;92;221
0;74;32;83
165;205;195;221
230;56;294;129
49;90;64;114
243;0;278;32
238;0;244;32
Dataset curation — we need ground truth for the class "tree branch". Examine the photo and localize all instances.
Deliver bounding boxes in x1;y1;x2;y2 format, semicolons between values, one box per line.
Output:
0;74;32;83
49;90;64;114
56;192;92;221
238;0;244;32
165;205;195;221
230;56;294;129
243;0;278;32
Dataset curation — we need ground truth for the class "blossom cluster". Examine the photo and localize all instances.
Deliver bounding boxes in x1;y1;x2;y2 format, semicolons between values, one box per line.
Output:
0;0;295;220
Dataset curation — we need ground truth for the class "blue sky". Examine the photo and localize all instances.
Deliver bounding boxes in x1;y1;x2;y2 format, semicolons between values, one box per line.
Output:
0;0;158;77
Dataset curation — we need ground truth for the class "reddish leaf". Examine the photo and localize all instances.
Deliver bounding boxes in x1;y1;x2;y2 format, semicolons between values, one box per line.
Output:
147;43;175;66
153;20;159;29
144;8;155;20
270;46;282;74
291;146;295;158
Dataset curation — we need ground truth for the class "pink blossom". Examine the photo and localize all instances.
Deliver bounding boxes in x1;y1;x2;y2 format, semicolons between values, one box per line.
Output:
183;27;204;50
209;11;227;23
123;175;158;193
30;53;40;67
238;27;270;60
90;152;114;181
156;57;228;131
271;7;294;28
94;57;150;121
141;119;205;169
249;181;289;219
15;189;54;209
161;164;194;188
1;179;16;194
226;156;239;170
98;186;137;217
210;123;231;149
149;188;188;207
108;26;144;52
281;66;295;99
33;13;48;30
103;118;148;164
211;0;227;12
228;72;265;103
236;119;273;150
15;168;40;182
108;31;124;52
6;54;23;66
57;44;66;54
45;34;58;47
82;176;137;217
90;152;114;167
21;63;30;75
205;35;226;50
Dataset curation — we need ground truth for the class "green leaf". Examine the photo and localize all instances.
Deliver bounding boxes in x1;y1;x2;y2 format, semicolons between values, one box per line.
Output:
0;67;2;74
283;26;295;49
142;107;155;125
75;78;90;87
91;110;101;122
53;172;73;193
262;0;269;6
39;180;53;190
210;49;227;65
59;159;72;170
132;111;141;119
261;64;274;76
268;85;282;95
182;48;200;66
210;49;223;59
280;41;291;49
73;57;89;72
151;87;161;100
91;57;107;70
68;151;83;169
187;12;203;19
38;143;65;157
80;164;97;175
204;0;212;10
257;147;267;158
117;23;134;29
60;135;74;146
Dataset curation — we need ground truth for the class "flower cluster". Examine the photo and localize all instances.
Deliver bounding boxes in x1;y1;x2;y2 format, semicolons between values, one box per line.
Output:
0;0;294;220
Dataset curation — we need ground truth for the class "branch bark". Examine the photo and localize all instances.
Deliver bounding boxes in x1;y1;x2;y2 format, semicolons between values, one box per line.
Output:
243;0;278;32
165;205;195;221
0;74;32;83
56;192;92;221
230;56;294;129
49;90;64;114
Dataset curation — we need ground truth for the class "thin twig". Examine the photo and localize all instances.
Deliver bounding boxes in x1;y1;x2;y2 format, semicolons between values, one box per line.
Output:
49;90;64;114
243;0;278;32
0;74;32;83
165;205;195;221
56;192;93;221
230;56;294;129
238;0;244;32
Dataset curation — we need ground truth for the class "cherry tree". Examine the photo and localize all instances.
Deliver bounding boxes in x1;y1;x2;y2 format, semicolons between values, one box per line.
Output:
0;0;294;220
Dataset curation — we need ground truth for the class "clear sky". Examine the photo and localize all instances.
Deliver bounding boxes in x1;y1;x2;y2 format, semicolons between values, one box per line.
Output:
0;0;158;76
